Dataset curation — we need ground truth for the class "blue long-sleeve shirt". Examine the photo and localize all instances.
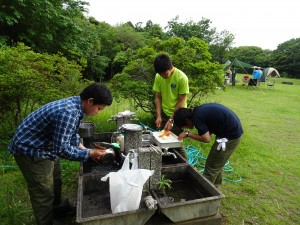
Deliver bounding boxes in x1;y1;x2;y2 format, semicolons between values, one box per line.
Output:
8;96;90;161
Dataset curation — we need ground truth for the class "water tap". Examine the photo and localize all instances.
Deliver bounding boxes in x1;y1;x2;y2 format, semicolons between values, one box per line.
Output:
130;116;140;124
106;115;116;123
161;147;177;159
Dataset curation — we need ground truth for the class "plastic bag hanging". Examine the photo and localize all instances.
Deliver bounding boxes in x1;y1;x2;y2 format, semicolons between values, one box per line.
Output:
101;153;154;213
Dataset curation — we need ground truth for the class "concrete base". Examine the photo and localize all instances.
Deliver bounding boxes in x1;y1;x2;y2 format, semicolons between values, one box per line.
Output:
76;173;156;225
151;164;224;223
145;212;222;225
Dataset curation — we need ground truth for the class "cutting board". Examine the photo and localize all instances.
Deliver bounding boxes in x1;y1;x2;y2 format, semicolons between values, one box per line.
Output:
152;131;183;149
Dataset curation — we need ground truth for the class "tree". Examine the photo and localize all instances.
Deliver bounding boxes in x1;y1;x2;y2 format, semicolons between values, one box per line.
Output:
166;16;215;43
228;46;264;65
0;44;90;136
133;20;168;42
165;16;235;64
82;21;120;81
227;46;279;73
209;30;235;63
84;55;110;82
0;0;112;81
144;21;167;40
110;47;156;114
110;37;224;117
271;38;300;78
114;24;146;51
0;0;89;54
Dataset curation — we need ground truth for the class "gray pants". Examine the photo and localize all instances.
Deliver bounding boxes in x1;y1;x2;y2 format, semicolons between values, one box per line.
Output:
14;155;62;225
203;136;242;185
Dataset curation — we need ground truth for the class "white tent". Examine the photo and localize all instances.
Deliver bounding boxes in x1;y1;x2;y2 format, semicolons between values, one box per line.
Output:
263;67;280;77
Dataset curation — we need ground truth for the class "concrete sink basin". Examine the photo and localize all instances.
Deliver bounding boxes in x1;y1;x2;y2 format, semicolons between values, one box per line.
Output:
76;173;156;225
151;164;224;223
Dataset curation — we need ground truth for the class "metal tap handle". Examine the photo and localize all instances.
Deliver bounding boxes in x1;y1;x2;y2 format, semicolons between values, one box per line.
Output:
107;115;116;123
162;147;169;154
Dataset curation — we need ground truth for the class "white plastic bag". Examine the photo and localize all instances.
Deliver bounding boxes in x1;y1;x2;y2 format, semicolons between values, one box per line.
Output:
101;152;154;213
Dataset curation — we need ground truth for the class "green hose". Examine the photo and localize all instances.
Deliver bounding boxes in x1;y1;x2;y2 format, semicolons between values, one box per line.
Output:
185;144;242;183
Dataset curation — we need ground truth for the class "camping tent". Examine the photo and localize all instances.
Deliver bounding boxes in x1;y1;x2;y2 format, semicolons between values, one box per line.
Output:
229;59;255;69
224;60;232;68
223;59;256;74
263;67;280;77
224;59;256;69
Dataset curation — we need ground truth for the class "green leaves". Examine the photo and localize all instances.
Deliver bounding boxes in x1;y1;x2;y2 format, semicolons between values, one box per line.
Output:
158;175;172;191
110;37;224;117
0;43;88;133
271;38;300;78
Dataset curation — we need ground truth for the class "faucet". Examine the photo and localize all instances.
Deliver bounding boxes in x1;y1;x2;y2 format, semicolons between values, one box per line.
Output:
161;147;177;159
106;115;116;123
130;116;140;124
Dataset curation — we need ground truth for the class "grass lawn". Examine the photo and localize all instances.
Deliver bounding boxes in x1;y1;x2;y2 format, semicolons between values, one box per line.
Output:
0;75;299;224
204;75;300;224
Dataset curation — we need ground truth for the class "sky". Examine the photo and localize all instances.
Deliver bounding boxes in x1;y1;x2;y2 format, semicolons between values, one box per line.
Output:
85;0;300;50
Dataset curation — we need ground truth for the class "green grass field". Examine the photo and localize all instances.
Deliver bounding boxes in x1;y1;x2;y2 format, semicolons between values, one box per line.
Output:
205;75;300;224
0;75;299;224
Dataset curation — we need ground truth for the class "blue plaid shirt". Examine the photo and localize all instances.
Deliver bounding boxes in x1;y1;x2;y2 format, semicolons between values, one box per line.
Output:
8;96;90;161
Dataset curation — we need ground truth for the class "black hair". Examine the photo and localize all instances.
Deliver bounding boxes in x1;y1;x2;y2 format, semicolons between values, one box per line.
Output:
154;54;173;73
173;108;193;128
80;83;113;106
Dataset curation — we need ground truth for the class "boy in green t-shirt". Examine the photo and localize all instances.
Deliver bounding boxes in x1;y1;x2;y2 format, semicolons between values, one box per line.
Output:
152;54;189;158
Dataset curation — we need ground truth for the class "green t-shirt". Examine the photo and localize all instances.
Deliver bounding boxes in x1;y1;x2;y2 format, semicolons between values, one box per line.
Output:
153;67;189;116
